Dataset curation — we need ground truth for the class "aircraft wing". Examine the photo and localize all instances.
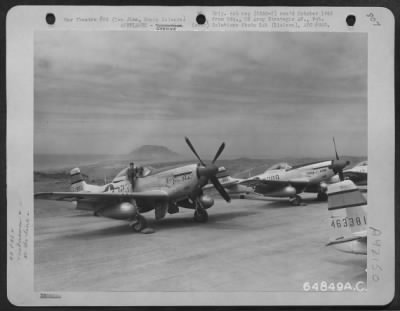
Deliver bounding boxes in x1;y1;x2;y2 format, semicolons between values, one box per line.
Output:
34;190;170;202
239;177;310;188
353;230;368;238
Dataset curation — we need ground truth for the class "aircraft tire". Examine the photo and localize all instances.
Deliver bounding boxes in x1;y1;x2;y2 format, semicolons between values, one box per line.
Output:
132;215;147;232
317;192;328;201
291;195;302;206
194;209;208;223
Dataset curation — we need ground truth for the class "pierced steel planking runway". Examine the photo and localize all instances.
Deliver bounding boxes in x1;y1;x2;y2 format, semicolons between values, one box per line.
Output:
34;197;366;292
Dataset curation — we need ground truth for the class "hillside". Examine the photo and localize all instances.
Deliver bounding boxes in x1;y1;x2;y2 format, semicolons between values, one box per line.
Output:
128;145;180;161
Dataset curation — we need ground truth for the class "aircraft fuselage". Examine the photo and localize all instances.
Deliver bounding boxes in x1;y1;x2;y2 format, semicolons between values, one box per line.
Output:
101;164;200;201
254;160;335;195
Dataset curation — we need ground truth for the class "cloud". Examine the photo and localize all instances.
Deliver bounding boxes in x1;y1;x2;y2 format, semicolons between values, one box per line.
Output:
34;31;367;157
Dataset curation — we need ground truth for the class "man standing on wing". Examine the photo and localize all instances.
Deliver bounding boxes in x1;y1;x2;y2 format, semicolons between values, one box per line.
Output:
127;162;136;190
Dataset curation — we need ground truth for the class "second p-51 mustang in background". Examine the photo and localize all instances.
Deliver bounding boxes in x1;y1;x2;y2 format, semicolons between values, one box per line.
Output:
34;137;231;233
217;138;350;205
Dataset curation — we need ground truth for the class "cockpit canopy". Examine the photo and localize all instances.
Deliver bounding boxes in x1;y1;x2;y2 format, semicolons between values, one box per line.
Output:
267;162;292;171
113;168;128;182
112;166;153;183
355;160;368;167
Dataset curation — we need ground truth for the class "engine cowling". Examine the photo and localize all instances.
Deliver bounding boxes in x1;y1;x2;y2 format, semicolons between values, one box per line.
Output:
199;194;214;209
99;202;138;220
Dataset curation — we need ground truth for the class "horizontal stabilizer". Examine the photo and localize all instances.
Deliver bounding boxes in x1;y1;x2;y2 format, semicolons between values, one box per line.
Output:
326;231;367;246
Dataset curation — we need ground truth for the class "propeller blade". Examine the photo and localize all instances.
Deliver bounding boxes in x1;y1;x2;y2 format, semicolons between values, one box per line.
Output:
333;137;339;160
210;176;231;202
212;142;226;164
190;175;208;198
185;137;205;166
330;159;349;182
198;175;209;188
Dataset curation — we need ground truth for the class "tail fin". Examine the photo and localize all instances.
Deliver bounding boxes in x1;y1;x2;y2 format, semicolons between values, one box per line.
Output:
327;180;367;247
70;168;86;192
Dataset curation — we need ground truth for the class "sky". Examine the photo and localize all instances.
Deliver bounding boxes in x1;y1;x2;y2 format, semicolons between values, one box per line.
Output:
34;31;367;158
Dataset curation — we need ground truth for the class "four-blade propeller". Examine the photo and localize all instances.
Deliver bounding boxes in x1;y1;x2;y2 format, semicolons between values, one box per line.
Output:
185;137;231;202
329;137;350;181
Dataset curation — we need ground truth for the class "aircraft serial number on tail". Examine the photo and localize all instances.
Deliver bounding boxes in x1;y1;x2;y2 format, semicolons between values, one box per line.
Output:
331;216;367;228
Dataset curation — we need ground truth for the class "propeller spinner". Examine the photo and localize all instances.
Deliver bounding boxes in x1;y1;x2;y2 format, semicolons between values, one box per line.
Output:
185;137;231;202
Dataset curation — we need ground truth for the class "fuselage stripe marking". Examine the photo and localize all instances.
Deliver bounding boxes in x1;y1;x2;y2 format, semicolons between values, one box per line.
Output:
328;202;366;210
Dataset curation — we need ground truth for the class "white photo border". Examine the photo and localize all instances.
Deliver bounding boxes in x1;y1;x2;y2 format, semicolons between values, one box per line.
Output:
6;5;395;306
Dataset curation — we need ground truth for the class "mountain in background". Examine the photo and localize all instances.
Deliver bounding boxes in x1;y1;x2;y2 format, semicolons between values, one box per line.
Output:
128;145;180;161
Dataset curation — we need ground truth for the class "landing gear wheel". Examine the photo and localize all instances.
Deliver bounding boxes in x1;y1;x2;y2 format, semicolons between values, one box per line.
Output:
291;195;302;206
317;192;328;201
194;209;208;223
132;215;147;232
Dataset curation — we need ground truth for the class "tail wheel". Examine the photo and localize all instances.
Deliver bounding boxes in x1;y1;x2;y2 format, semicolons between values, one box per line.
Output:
194;209;208;223
132;215;147;232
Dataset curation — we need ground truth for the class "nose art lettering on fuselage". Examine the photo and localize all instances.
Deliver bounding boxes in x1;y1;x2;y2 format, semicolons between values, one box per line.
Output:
166;171;193;186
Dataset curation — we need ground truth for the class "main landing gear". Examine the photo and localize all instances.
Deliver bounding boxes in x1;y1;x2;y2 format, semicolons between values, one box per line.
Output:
193;199;209;223
194;208;208;223
317;192;328;201
289;194;302;206
129;214;154;234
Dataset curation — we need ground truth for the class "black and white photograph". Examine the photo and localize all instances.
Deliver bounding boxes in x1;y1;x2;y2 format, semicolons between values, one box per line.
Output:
33;30;368;291
6;6;395;306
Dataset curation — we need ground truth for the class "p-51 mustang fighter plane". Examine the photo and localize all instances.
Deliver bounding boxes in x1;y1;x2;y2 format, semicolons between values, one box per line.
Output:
326;180;367;255
218;138;350;205
34;137;231;233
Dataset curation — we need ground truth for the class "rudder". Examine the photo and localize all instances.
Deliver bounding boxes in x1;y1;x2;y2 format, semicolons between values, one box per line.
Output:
70;167;86;192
